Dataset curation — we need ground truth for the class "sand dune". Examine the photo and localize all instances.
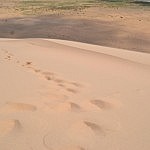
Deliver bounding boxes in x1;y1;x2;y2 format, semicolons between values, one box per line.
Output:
0;38;150;150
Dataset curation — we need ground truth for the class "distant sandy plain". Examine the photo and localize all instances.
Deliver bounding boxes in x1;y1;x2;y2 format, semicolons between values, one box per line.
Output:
0;2;150;52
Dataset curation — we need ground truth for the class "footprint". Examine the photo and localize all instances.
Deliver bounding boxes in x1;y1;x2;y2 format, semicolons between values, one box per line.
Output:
2;102;37;112
45;75;52;81
54;78;64;83
69;102;81;111
55;79;79;89
26;61;32;65
69;121;106;138
0;119;21;137
70;82;82;88
84;121;105;135
7;55;11;59
48;102;81;112
57;83;65;87
5;55;12;60
66;88;78;94
21;61;32;68
90;99;112;110
42;72;54;81
34;69;41;73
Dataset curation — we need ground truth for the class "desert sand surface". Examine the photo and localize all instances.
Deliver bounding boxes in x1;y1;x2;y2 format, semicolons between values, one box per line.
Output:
0;38;150;150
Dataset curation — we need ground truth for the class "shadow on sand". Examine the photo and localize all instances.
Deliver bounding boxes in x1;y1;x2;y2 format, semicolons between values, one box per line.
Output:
0;15;150;53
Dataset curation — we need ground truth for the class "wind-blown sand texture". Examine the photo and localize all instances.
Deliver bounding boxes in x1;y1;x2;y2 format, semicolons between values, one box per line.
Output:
0;38;150;150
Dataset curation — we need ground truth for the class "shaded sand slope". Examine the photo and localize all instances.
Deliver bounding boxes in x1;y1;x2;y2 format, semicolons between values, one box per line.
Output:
0;38;150;150
0;12;150;53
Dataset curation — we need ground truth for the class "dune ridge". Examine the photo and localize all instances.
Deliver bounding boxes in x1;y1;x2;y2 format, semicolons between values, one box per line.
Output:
47;39;150;66
0;38;150;150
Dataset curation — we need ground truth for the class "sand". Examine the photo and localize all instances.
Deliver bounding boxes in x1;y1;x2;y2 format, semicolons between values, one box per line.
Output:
0;38;150;150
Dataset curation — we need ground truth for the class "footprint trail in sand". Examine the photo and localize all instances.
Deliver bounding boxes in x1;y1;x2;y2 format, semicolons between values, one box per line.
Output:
0;41;125;150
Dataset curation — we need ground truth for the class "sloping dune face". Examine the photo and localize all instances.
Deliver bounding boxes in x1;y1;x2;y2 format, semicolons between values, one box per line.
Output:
0;38;150;150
